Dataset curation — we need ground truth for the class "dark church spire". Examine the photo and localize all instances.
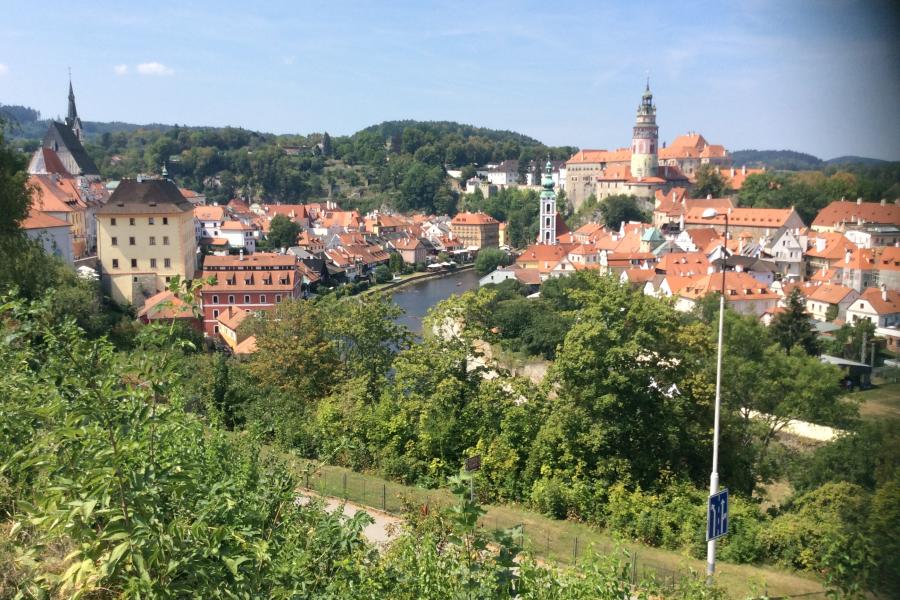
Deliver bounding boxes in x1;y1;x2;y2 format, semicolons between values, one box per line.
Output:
66;70;78;127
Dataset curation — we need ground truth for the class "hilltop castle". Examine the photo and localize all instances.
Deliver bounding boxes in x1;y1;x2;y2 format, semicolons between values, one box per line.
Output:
566;83;731;209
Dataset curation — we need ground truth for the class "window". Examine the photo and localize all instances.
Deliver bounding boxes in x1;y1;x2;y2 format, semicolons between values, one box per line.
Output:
130;259;137;268
243;295;250;303
164;258;171;268
228;295;235;303
148;217;155;225
150;258;157;268
111;218;117;226
213;309;219;318
212;295;219;304
275;294;282;302
165;276;171;283
111;236;118;246
129;236;135;246
112;259;119;269
260;295;267;303
162;217;169;225
149;236;156;245
163;236;170;245
129;218;135;226
213;325;219;334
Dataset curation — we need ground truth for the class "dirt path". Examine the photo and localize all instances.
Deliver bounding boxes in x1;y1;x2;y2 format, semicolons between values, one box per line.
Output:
297;490;402;546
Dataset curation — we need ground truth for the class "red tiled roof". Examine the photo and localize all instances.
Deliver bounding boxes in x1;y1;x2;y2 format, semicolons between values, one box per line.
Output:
451;212;499;225
137;291;194;320
812;200;900;229
685;207;799;228
21;208;71;230
566;148;631;165
856;287;900;315
679;271;778;301
807;283;857;305
195;205;226;221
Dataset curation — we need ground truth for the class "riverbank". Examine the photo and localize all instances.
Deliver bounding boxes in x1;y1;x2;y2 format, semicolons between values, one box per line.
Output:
362;264;476;296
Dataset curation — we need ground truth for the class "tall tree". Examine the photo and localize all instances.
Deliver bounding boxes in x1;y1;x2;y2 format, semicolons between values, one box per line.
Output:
692;164;727;198
266;214;301;249
770;288;820;355
322;131;332;157
598;194;649;229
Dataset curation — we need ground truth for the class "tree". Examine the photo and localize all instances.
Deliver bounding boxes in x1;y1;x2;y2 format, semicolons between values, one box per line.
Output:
598;194;648;229
322;131;333;157
374;264;392;283
459;164;476;181
770;289;820;355
0;127;31;237
693;164;727;198
474;247;508;275
266;214;301;249
388;251;404;273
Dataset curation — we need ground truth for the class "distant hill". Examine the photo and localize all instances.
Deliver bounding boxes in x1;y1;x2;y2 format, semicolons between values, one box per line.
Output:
358;120;546;146
824;155;890;167
731;149;824;171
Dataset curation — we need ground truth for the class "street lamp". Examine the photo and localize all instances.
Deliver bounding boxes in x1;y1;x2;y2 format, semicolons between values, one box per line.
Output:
701;207;729;582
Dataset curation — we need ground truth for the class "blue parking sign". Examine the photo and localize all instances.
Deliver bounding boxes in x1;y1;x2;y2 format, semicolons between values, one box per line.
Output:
707;489;728;541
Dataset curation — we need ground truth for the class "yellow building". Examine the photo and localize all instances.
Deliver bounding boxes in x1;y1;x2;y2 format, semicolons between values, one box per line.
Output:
450;212;500;249
96;178;197;307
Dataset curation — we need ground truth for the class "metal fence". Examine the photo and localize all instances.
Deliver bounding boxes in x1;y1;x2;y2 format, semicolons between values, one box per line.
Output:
295;465;831;598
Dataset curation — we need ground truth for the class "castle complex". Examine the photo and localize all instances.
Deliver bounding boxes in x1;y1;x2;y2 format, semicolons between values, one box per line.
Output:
566;83;731;209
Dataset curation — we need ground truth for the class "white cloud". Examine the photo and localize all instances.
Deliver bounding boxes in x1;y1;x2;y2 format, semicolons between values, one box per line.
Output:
0;63;8;76
136;61;174;76
113;64;128;75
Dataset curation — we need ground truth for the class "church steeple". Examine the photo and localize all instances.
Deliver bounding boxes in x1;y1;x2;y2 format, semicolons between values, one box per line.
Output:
65;71;84;143
539;158;557;245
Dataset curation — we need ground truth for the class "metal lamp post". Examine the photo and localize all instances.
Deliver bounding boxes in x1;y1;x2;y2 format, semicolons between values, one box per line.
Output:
702;207;728;582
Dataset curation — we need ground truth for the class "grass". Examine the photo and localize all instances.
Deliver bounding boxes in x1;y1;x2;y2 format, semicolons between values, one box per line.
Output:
851;381;900;422
274;452;826;599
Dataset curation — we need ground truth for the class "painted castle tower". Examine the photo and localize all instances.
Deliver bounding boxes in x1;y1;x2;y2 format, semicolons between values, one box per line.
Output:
539;159;557;245
630;80;658;179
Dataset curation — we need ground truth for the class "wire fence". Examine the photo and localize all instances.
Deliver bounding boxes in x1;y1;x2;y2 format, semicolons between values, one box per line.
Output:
294;464;828;598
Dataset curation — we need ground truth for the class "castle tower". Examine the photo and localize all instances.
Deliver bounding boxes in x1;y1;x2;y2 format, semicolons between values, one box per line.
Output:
630;79;658;180
65;75;84;143
539;159;557;245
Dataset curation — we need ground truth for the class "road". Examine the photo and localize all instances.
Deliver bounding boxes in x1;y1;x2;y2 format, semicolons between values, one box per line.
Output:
297;491;401;547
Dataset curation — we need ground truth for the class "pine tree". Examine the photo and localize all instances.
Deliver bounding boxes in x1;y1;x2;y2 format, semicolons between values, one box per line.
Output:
771;288;820;355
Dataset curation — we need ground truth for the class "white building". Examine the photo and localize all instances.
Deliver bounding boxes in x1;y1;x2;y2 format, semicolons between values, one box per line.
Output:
22;209;74;264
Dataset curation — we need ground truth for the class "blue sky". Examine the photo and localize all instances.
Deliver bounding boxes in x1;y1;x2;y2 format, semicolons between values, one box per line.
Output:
1;0;898;160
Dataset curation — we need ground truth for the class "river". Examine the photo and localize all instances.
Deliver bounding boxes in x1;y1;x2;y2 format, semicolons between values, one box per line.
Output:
390;269;481;334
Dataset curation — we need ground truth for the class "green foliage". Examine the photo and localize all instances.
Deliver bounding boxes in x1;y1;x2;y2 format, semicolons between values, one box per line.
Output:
374;264;392;283
693;163;728;197
474;247;509;275
598;194;649;229
770;288;821;355
463;186;539;248
266;213;301;249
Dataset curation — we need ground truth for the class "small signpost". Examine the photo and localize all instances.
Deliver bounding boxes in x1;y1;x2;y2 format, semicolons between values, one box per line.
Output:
465;455;481;501
706;488;729;542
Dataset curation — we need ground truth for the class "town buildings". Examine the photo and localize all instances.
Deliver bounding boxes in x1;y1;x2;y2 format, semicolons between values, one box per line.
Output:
96;178;197;306
450;212;500;249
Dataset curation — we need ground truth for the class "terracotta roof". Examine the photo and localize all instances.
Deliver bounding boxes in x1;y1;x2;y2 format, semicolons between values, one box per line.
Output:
717;167;766;191
217;306;252;331
195;205;226;221
806;233;856;261
566;148;632;165
679;271;778;301
391;236;423;250
234;335;258;355
202;269;299;293
204;253;297;269
622;268;657;283
655;252;710;277
98;179;195;215
451;212;499;225
320;210;361;229
685;228;722;250
220;220;253;231
655;193;733;218
812;200;900;229
856;287;900;315
807;283;857;305
21;208;71;230
137;291;194;320
263;204;308;220
685;207;799;228
29;174;86;213
842;246;900;272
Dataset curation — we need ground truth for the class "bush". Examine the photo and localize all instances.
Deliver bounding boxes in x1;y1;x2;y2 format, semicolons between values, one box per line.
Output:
374;264;392;284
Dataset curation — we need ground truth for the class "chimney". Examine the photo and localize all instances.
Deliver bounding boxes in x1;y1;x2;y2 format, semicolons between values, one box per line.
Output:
707;194;712;200
741;165;746;175
845;248;852;264
857;197;863;205
239;249;244;261
730;167;735;178
882;283;888;301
